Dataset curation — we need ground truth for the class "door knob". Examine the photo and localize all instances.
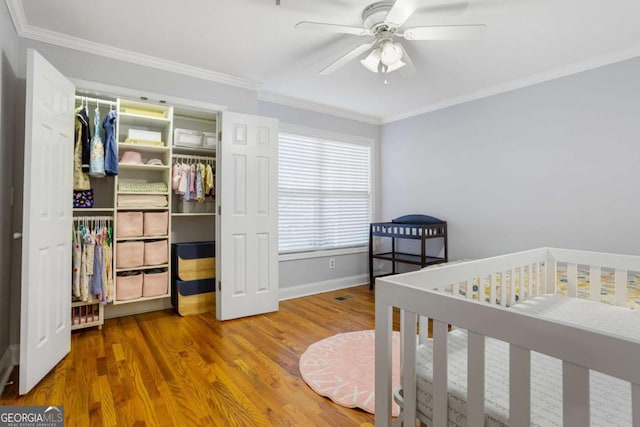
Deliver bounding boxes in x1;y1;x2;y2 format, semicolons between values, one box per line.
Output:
13;232;22;240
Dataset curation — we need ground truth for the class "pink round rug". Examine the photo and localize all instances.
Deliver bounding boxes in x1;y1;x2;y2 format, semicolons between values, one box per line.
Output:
299;330;401;416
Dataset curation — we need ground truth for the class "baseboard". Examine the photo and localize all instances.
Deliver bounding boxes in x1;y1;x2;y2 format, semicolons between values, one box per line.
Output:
279;274;370;301
0;345;17;396
104;298;173;320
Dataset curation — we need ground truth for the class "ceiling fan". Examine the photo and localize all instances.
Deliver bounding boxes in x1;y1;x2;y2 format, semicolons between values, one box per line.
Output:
295;0;486;75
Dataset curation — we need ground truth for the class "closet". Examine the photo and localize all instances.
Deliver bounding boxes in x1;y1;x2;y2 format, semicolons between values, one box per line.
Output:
21;48;279;395
69;92;276;319
72;95;219;310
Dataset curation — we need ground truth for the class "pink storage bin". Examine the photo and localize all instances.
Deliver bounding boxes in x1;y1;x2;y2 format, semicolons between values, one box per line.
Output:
143;211;168;237
116;211;143;238
116;241;144;268
144;240;168;266
116;273;143;301
142;270;168;297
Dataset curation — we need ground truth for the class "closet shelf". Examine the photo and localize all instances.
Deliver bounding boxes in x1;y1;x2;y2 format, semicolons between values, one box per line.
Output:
73;208;114;213
118;112;171;127
112;293;170;305
72;299;102;307
118;163;171;171
118;142;170;153
116;206;169;211
172;213;216;217
116;263;169;273
116;235;169;242
172;146;216;156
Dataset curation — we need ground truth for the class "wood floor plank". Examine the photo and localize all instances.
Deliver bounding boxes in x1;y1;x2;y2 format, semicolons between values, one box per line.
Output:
1;285;396;426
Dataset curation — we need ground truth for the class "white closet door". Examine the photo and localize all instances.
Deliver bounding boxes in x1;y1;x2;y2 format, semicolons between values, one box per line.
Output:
217;112;279;320
19;49;74;394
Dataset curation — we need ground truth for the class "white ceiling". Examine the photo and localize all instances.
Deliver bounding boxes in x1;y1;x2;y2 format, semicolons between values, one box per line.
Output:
10;0;640;123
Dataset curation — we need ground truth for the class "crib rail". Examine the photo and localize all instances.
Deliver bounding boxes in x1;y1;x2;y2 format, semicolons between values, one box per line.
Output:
375;247;640;427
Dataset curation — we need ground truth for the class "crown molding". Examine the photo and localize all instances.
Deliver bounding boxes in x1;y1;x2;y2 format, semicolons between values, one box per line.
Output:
6;0;260;91
9;0;640;125
382;46;640;124
258;91;381;125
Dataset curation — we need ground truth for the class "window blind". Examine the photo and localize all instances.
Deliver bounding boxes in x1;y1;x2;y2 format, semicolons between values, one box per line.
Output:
279;132;372;254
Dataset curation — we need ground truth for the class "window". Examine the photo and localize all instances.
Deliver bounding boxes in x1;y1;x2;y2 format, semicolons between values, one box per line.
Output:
278;128;372;255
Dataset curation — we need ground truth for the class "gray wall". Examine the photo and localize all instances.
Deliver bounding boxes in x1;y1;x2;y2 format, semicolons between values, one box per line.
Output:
381;57;640;261
10;42;258;115
1;0;20;368
258;101;381;288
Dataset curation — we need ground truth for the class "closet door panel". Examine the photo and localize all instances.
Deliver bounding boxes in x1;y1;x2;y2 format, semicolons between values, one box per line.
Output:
232;234;248;295
20;49;74;395
257;233;271;292
233;154;247;215
217;112;278;320
257;156;270;215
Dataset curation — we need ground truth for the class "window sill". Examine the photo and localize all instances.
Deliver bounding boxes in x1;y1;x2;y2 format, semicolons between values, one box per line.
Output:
279;247;368;262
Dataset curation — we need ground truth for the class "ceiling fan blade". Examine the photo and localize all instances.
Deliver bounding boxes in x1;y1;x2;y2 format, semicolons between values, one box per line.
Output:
319;42;375;75
402;24;487;40
384;0;417;27
295;21;372;36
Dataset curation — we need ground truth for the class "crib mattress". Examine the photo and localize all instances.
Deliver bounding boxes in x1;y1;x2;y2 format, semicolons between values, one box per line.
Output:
414;295;637;426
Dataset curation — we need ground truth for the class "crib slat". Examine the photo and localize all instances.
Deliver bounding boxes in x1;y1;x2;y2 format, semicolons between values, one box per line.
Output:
633;383;640;427
467;279;474;300
510;269;516;306
567;263;578;298
509;344;531;427
500;272;508;308
402;310;418;427
615;268;627;307
418;316;429;345
490;274;497;305
546;259;557;293
375;301;393;427
526;264;533;301
562;361;590;427
467;331;485;427
433;320;449;427
589;266;601;302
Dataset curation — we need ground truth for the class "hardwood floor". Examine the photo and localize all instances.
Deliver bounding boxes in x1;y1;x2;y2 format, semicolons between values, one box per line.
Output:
1;285;396;426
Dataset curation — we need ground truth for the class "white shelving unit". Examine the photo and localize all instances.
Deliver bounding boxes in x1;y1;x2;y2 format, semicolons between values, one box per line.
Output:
71;96;221;311
170;106;217;245
113;99;173;305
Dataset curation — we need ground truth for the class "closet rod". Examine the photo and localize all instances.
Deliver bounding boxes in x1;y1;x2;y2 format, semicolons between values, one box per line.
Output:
74;95;117;107
73;216;114;221
173;154;215;163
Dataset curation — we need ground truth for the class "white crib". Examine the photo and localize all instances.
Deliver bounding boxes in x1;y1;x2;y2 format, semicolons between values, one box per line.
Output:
374;247;640;427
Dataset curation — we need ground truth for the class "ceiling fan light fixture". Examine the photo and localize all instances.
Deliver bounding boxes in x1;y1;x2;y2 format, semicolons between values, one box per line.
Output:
380;42;403;66
360;48;382;73
384;59;406;73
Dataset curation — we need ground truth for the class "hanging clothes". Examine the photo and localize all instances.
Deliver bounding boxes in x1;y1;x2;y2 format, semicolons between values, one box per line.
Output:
89;107;106;178
73;218;114;304
77;107;91;172
72;229;82;298
74;107;91;190
172;163;181;190
103;110;119;176
196;163;204;202
204;163;213;195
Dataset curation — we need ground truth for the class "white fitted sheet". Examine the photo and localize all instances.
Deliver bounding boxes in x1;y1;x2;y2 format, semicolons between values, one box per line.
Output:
413;295;637;426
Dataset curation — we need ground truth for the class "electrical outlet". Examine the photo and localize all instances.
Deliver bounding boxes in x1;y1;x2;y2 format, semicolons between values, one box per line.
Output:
329;258;335;269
